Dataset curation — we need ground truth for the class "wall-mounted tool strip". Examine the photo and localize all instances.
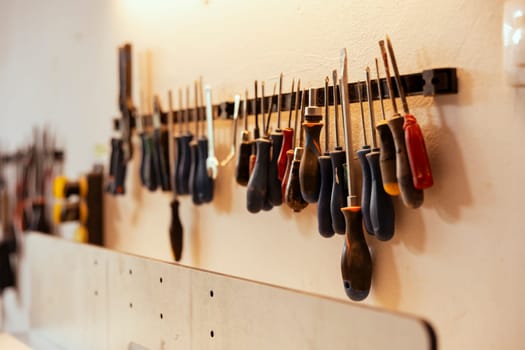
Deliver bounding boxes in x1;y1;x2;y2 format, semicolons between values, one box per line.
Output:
113;68;458;130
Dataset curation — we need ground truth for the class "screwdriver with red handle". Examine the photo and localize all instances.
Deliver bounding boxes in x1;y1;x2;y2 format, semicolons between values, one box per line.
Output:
281;81;300;200
277;79;295;181
339;48;372;301
386;36;433;190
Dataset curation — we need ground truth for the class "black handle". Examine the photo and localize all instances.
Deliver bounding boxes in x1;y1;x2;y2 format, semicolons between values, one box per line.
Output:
140;132;157;191
299;123;323;203
107;138;127;195
388;117;424;208
267;133;283;206
235;141;252;186
246;139;271;213
176;134;193;195
340;207;372;301
189;142;202;205
366;151;395;241
329;150;347;234
357;147;373;235
157;129;172;192
28;201;51;234
285;151;308;212
317;156;334;237
195;138;214;203
376;121;399;196
169;199;183;261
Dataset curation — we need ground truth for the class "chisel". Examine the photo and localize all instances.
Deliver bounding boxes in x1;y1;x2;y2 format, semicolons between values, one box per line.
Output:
317;77;334;237
235;90;251;185
339;48;372;301
379;40;423;208
386;36;433;190
365;66;395;241
330;70;348;234
167;90;183;261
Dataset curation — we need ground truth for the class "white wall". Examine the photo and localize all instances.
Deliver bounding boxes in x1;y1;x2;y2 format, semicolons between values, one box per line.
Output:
1;0;524;349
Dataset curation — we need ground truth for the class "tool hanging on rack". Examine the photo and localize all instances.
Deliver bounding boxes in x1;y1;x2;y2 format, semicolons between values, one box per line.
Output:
138;92;157;191
379;40;423;208
189;81;202;205
266;74;284;207
317;77;334;237
277;79;295;181
339;48;372;301
235;90;251;186
220;95;241;167
281;80;300;200
195;79;214;203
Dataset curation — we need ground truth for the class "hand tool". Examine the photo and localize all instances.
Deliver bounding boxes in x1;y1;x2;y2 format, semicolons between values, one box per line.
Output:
262;83;276;212
317;77;334;237
246;82;272;213
386;36;433;190
330;70;348;235
339;48;372;301
189;81;202;205
195;80;214;203
205;86;219;179
28;128;51;234
284;89;308;212
248;81;259;175
356;81;373;235
374;59;399;197
299;88;323;203
277;79;296;180
168;90;183;261
138;92;157;191
379;40;423;208
220;94;241;166
235;90;251;185
281;80;300;199
176;86;194;195
173;89;183;188
365;66;395;241
266;74;284;206
152;96;172;192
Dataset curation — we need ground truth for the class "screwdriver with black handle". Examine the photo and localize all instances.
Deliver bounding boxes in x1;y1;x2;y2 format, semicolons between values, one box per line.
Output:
175;88;193;195
356;82;373;235
195;78;214;203
281;81;300;199
262;83;276;212
299;88;323;203
152;96;172;192
317;77;334;237
248;81;260;175
339;48;372;301
330;70;348;235
379;40;423;208
386;36;433;190
137;93;157;191
189;81;202;205
235;90;251;186
167;90;183;261
365;65;395;241
266;74;284;206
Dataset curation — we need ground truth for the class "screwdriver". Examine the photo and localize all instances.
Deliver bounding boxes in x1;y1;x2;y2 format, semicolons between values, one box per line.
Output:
317;77;334;237
167;90;183;261
262;83;276;212
248;81;259;175
330;70;348;235
299;88;323;203
365;66;395;241
339;48;372;301
221;94;241;166
277;79;296;180
386;36;433;190
284;89;308;212
189;81;203;205
266;74;284;206
246;86;271;213
235;90;251;186
137;92;157;191
173;89;183;191
195;78;214;203
152;96;172;192
175;87;193;195
379;40;423;208
281;80;300;199
356;81;373;235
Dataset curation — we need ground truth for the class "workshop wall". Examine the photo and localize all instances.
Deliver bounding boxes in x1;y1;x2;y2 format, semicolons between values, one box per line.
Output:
1;0;524;349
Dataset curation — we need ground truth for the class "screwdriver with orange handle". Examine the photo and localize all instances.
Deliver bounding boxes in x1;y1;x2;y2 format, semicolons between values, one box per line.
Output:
386;36;433;190
379;40;423;208
339;48;372;301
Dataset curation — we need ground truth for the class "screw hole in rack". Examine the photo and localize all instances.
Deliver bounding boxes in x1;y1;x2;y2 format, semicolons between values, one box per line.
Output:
160;277;163;283
209;290;214;298
129;269;132;275
210;330;214;338
129;302;133;309
160;313;163;319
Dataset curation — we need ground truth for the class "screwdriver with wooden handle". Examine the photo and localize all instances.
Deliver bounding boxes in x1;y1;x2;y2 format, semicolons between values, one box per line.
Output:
386;36;433;190
277;79;296;181
266;74;284;206
281;81;300;199
167;90;183;261
175;87;193;195
235;90;251;185
365;66;395;241
317;77;334;237
339;48;372;301
379;40;423;208
330;70;348;234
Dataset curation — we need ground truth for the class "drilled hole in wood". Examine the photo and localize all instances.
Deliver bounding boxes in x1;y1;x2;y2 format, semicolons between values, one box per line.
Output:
94;259;98;265
94;290;98;296
160;313;163;319
209;290;214;297
210;330;214;338
160;277;163;283
129;269;132;275
129;302;133;308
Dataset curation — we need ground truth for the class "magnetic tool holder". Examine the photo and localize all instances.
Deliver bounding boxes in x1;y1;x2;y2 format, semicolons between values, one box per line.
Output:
113;68;457;130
